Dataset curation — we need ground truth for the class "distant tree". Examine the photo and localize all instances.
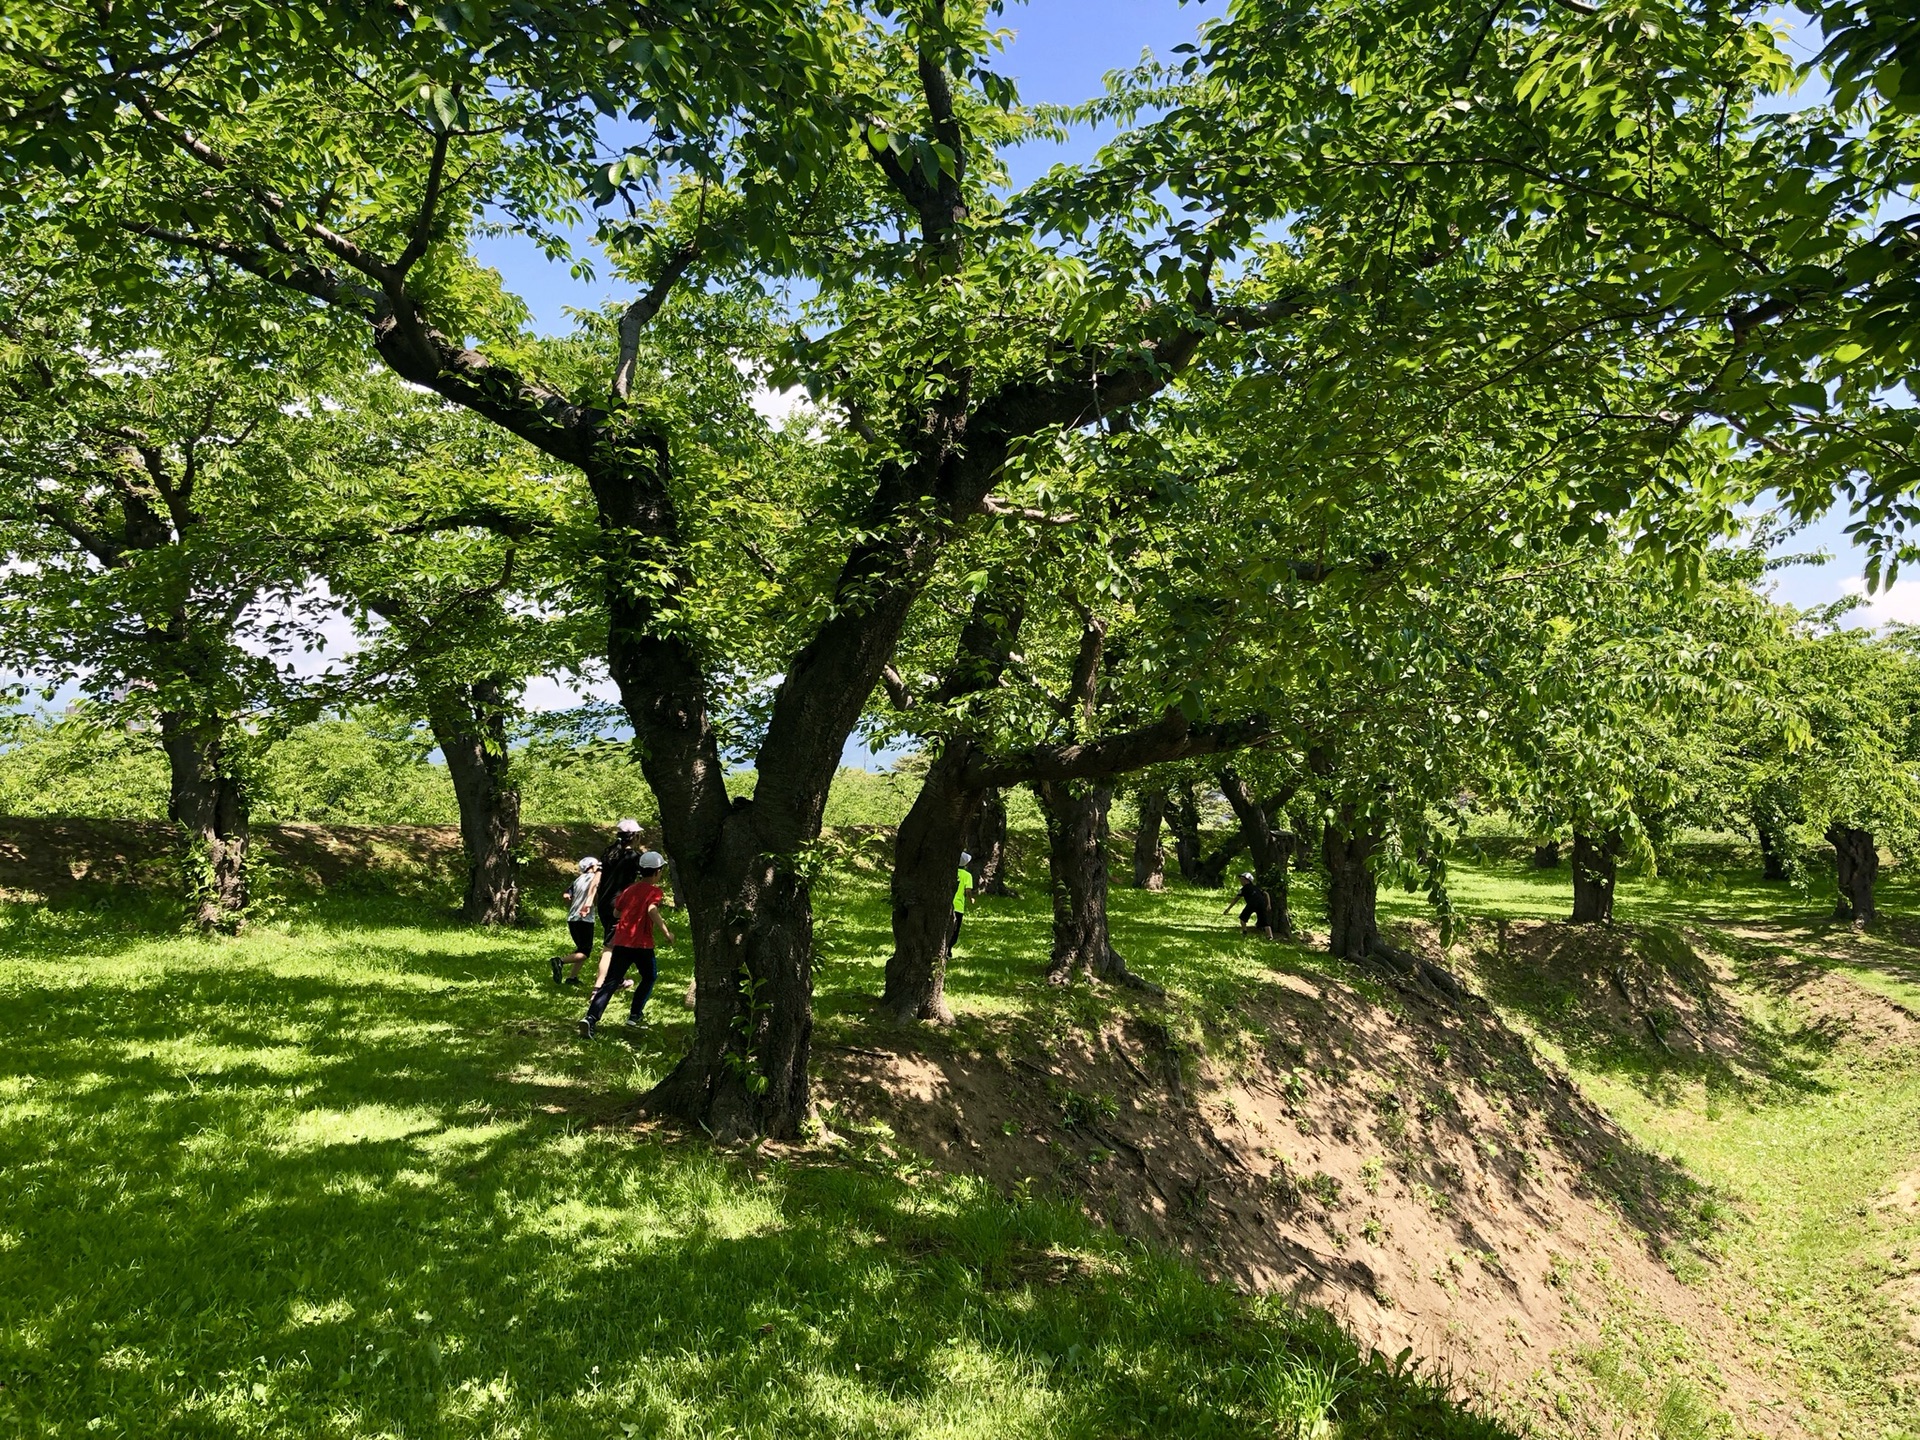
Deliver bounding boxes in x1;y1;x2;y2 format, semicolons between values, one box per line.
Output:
1745;613;1920;925
0;271;336;924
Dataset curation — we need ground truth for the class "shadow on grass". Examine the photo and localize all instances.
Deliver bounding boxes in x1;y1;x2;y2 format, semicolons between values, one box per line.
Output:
0;912;1512;1440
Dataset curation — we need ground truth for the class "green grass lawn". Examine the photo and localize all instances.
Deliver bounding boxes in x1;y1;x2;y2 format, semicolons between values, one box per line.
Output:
2;841;1916;1438
0;881;1497;1440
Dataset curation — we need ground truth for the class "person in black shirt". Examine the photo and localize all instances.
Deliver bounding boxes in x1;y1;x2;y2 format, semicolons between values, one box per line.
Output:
1223;871;1275;939
591;818;644;990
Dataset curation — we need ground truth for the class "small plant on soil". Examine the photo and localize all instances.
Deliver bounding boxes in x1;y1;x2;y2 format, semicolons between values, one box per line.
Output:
1360;1156;1386;1195
1361;1216;1387;1244
1304;1171;1345;1209
1654;1378;1721;1440
1055;1086;1119;1130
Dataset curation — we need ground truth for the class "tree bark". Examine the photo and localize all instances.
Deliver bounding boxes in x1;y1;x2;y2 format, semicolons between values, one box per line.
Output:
1034;780;1158;990
1571;830;1620;924
1756;822;1789;882
964;787;1016;896
1531;841;1561;869
1827;824;1878;926
1168;780;1204;882
426;678;522;926
1219;769;1295;938
161;715;248;929
883;742;981;1024
1322;816;1379;962
1131;785;1168;890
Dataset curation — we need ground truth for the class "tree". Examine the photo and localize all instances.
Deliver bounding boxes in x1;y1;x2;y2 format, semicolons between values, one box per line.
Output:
0;268;335;924
1743;611;1920;925
312;374;593;925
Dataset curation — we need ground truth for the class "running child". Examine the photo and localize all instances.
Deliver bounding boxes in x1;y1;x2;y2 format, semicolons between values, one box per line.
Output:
550;857;600;985
579;849;673;1039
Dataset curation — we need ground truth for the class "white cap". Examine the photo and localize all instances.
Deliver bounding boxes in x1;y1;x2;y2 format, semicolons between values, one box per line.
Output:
638;850;666;869
617;817;641;834
1240;871;1256;883
579;857;598;872
959;852;972;865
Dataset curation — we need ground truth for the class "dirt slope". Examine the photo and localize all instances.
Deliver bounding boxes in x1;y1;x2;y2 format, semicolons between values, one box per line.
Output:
818;925;1809;1436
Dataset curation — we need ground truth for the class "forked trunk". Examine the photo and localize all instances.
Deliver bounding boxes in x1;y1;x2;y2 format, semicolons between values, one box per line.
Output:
428;679;522;926
1322;817;1379;962
1571;830;1620;924
1531;841;1561;869
884;742;981;1024
964;787;1017;897
1219;769;1295;939
1035;780;1157;990
1131;785;1167;890
1756;822;1789;882
161;715;249;929
1827;824;1877;926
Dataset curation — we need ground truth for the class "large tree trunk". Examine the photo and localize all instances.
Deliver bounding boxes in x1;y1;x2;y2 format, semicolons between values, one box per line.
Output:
964;787;1016;897
1219;769;1295;939
1034;780;1158;990
1756;821;1789;882
884;742;981;1024
161;715;249;929
1131;785;1167;890
1827;824;1878;926
426;678;522;926
1322;817;1379;962
1571;830;1620;924
621;452;960;1140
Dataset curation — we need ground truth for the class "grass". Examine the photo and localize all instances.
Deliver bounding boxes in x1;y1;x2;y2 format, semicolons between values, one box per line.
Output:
3;832;1917;1438
0;880;1500;1440
1373;844;1920;1440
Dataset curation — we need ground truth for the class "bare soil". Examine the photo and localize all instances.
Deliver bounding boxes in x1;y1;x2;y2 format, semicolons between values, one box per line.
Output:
816;921;1842;1435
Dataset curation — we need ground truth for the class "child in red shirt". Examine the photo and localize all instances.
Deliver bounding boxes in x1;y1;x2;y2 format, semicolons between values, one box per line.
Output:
579;851;674;1038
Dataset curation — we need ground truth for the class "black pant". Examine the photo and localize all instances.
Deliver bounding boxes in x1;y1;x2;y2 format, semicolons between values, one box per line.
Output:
586;946;656;1025
951;911;963;945
1240;903;1273;931
567;919;595;954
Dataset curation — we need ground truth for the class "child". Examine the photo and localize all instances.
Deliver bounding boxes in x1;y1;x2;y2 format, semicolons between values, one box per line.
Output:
580;849;673;1039
1222;871;1275;939
550;857;599;985
589;818;643;993
951;851;975;949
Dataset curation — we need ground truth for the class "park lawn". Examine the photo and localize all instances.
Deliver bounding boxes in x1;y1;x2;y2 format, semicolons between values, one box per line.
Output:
3;846;1917;1438
0;881;1495;1440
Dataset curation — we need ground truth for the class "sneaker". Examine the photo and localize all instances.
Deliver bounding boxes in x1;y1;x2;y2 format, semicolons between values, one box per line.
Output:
623;1014;645;1030
577;1019;594;1040
550;957;563;985
563;976;582;986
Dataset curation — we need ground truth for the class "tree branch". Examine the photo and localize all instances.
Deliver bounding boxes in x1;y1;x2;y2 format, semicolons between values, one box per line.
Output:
613;241;701;403
396;128;453;276
963;709;1268;788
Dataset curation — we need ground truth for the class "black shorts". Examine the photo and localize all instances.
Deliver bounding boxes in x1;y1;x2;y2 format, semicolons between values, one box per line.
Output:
567;919;595;953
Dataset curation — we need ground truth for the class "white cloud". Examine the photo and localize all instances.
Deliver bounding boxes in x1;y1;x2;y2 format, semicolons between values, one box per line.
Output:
523;673;621;712
750;384;809;429
1838;576;1920;627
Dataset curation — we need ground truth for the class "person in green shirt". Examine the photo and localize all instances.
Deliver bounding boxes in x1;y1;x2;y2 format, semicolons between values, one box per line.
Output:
952;851;976;949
